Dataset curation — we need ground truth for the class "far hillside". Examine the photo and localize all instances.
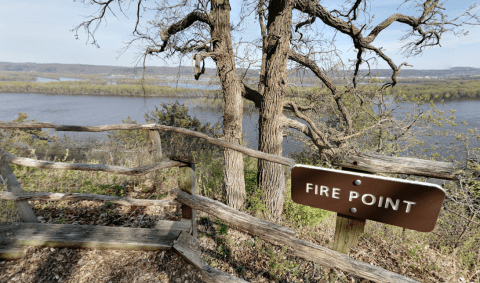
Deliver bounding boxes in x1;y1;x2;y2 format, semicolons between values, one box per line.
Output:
1;62;480;100
2;62;480;79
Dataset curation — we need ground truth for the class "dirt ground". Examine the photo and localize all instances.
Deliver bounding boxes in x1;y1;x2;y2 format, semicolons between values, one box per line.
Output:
0;200;317;283
0;199;471;283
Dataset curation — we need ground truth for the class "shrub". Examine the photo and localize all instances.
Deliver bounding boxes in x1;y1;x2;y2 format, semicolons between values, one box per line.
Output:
283;189;331;228
144;101;222;161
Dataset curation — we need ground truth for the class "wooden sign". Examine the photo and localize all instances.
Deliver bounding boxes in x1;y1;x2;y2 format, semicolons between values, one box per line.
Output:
291;165;446;232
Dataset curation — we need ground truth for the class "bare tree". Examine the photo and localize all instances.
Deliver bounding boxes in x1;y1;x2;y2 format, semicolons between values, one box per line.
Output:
74;0;247;210
247;0;480;218
74;0;479;218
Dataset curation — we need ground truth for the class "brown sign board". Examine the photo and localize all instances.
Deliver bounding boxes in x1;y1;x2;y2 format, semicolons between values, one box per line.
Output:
291;165;446;232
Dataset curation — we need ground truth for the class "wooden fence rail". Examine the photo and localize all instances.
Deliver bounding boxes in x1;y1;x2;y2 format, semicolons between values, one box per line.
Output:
0;191;180;207
0;122;296;167
0;122;457;179
1;121;457;282
0;155;38;223
335;152;458;180
174;189;418;283
1;148;187;175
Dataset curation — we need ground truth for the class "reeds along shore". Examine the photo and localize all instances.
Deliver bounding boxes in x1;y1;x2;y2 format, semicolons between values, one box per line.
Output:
0;81;216;97
2;70;480;101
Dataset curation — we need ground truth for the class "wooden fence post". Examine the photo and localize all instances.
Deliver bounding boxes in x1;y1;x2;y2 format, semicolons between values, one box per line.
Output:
148;129;162;160
333;168;368;254
333;214;366;254
179;163;197;238
0;151;38;223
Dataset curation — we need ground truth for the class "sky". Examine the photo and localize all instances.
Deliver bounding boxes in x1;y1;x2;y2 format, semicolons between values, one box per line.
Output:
1;0;480;70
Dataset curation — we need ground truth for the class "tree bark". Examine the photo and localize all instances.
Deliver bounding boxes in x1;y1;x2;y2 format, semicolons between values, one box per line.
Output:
211;0;246;210
257;0;293;218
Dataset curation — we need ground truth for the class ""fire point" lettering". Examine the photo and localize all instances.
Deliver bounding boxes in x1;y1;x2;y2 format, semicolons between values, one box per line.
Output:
305;183;417;213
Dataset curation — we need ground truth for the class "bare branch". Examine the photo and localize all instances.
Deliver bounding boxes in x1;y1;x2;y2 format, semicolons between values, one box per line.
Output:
242;83;263;108
295;17;316;35
294;0;355;36
283;101;315;112
330;0;364;21
364;13;418;43
150;10;212;54
287;50;353;133
133;0;143;35
294;0;480;88
331;119;389;142
282;101;332;149
72;0;116;47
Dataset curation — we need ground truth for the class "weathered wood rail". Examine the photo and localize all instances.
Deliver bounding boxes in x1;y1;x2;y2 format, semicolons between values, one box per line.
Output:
335;152;458;180
0;191;180;207
174;189;419;283
2;223;181;250
1;154;38;223
1;148;187;175
0;121;457;282
0;122;296;167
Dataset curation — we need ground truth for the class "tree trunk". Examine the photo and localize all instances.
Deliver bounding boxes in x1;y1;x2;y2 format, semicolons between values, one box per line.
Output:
257;0;292;218
211;0;246;210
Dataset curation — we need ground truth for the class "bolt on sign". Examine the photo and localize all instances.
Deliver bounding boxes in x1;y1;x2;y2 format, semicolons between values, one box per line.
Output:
291;165;446;232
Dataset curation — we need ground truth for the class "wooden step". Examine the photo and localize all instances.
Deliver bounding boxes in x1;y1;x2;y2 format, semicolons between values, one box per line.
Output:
0;223;181;251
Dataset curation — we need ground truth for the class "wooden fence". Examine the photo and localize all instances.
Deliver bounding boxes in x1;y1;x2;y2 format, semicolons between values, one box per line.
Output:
0;122;458;283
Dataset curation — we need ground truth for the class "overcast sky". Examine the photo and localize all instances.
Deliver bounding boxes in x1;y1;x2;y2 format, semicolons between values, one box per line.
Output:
1;0;480;70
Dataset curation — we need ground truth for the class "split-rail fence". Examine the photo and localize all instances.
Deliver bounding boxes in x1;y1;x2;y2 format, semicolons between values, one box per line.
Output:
0;122;458;282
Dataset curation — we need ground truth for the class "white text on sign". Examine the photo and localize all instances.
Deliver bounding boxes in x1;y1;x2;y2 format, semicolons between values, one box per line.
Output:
306;183;416;213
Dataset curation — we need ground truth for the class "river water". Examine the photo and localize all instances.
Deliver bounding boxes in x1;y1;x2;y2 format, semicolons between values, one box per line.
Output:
1;92;479;157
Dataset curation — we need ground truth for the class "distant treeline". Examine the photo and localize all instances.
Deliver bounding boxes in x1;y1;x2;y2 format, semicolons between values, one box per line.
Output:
0;81;216;97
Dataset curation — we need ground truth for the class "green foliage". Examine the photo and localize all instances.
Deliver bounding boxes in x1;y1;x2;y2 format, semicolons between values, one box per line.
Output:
455;232;480;269
216;219;229;236
0;113;55;153
244;157;268;217
196;151;225;198
283;188;331;228
247;186;269;217
144;101;222;161
212;219;232;258
107;116;149;149
262;245;298;280
0;199;18;223
0;113;63;166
